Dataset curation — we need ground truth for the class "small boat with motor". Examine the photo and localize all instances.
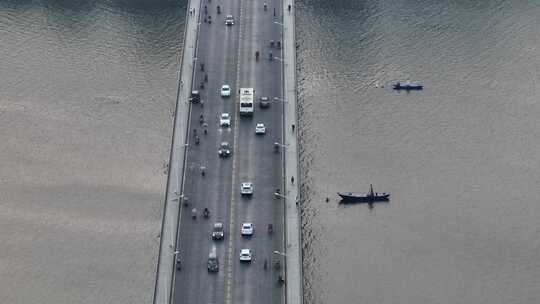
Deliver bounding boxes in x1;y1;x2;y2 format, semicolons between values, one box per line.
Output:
393;81;423;90
338;184;390;202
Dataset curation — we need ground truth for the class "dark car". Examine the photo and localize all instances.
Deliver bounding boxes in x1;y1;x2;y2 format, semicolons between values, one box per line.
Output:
208;253;219;272
190;90;200;103
212;222;224;240
259;96;270;108
225;15;234;25
218;142;231;157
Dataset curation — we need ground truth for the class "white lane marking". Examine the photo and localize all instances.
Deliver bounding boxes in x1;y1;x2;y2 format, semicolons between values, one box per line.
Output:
225;1;246;304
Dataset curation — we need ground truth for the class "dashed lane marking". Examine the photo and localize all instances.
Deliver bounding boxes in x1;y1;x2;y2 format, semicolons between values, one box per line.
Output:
225;0;246;304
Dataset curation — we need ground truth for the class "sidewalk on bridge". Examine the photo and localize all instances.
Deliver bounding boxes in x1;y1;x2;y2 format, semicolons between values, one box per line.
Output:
153;0;201;303
282;2;303;304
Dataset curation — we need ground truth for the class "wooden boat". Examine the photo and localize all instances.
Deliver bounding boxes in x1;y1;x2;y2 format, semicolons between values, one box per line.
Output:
338;184;390;202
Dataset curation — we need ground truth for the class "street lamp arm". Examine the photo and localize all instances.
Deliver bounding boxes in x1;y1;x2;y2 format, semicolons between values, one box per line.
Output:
273;250;287;256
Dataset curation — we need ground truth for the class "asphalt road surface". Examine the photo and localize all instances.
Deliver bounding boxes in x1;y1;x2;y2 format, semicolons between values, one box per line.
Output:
173;0;285;304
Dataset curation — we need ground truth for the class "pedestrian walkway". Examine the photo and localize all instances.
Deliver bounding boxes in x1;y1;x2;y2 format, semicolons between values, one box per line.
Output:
153;0;202;303
282;2;304;304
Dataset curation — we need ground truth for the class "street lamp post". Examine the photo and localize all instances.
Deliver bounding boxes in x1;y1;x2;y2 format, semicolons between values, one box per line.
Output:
273;141;287;154
272;250;286;272
274;192;286;199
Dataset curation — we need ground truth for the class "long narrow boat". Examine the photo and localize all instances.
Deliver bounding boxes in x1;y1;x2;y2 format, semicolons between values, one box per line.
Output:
393;81;423;90
338;184;390;202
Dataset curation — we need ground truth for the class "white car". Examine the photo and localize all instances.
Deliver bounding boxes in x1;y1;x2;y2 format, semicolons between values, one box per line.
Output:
255;123;266;134
225;15;234;25
241;182;253;195
221;85;231;97
239;249;252;262
220;113;231;127
241;223;253;236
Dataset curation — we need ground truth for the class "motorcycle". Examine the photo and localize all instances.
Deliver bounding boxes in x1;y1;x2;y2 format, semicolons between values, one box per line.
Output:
208;15;212;24
202;122;208;135
203;208;209;218
267;224;273;234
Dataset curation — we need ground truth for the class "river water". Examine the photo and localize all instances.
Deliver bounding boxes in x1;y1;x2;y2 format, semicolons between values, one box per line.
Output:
296;1;540;304
2;0;540;303
0;0;183;303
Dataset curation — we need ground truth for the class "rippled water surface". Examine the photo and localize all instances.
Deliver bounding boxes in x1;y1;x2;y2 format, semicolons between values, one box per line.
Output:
296;1;540;303
0;0;184;303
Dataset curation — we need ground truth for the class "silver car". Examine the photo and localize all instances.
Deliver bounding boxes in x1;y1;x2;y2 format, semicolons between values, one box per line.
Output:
241;182;253;195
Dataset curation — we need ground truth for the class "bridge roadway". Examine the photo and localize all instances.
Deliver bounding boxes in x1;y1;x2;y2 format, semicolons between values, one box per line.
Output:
173;0;285;304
